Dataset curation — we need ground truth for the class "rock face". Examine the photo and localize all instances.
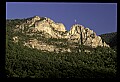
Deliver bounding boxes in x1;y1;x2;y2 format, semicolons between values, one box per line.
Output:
51;23;66;32
34;17;66;32
33;17;66;38
13;16;109;52
65;24;109;48
23;39;71;53
13;36;19;43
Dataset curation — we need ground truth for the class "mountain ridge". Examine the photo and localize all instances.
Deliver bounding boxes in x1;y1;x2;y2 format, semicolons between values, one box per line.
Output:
8;16;110;53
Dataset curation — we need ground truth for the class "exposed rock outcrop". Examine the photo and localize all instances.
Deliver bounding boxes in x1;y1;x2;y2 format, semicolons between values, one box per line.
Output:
13;16;109;52
13;36;19;43
23;39;71;53
65;24;109;48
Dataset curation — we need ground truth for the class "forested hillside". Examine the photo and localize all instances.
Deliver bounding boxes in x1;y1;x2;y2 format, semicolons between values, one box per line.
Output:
100;32;117;51
6;18;117;78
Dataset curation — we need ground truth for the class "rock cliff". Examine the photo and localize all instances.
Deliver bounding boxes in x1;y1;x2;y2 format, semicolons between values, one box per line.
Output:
13;16;109;52
66;24;109;48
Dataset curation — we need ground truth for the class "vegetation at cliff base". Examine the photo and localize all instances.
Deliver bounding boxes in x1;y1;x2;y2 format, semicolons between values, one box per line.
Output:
6;40;117;78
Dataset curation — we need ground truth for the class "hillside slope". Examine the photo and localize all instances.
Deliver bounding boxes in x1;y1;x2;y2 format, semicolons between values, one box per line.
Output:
6;16;117;78
99;32;117;50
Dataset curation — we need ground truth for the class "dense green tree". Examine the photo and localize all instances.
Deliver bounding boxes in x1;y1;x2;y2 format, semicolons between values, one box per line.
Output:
100;32;117;50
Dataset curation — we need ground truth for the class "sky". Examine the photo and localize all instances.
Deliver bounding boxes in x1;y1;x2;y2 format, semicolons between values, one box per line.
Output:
6;2;117;35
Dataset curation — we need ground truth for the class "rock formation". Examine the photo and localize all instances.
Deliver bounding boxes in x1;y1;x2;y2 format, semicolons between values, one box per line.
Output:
66;24;109;48
13;16;109;52
13;36;19;43
23;39;71;53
